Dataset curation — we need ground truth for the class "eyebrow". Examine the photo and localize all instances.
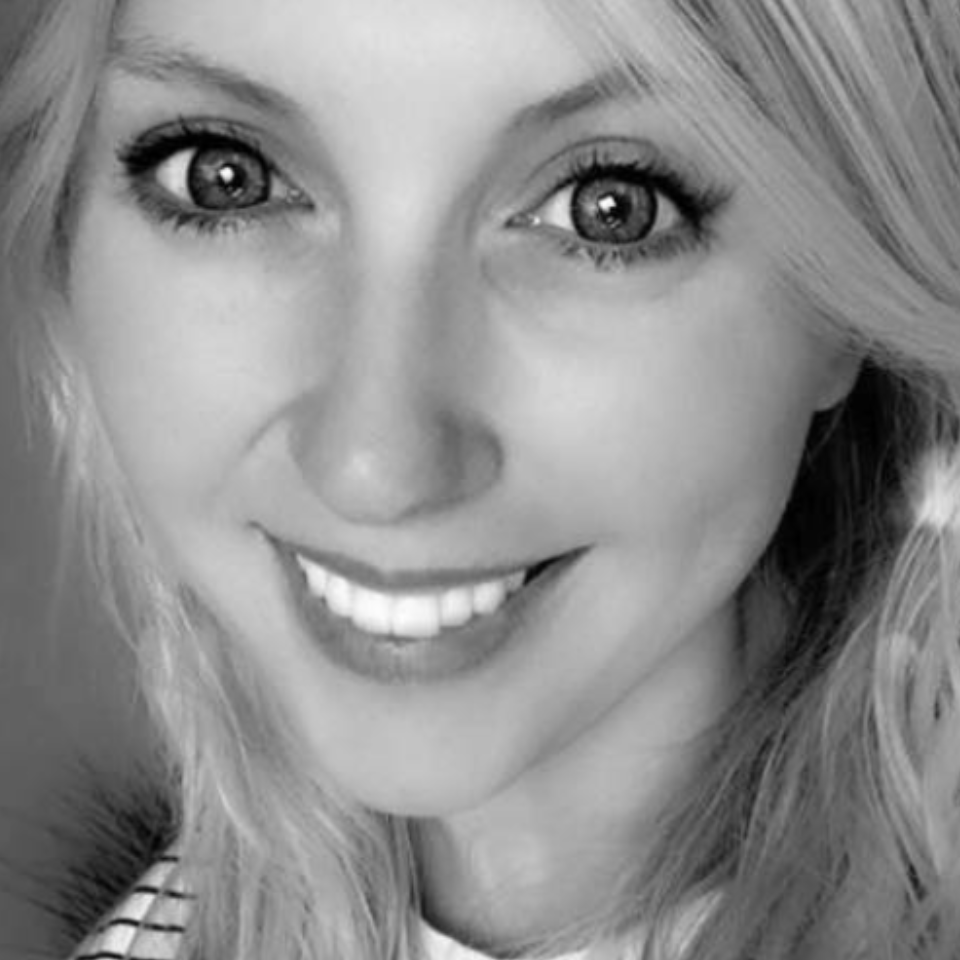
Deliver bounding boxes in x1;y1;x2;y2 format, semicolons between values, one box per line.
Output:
505;65;652;136
107;37;652;135
108;37;307;121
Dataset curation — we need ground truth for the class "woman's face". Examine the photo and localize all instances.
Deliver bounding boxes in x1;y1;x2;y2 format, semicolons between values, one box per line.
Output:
69;0;857;815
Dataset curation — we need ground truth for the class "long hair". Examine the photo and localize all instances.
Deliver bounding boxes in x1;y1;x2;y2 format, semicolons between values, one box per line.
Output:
4;2;960;958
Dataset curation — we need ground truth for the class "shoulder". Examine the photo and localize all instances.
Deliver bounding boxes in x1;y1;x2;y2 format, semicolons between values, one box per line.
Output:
68;852;192;960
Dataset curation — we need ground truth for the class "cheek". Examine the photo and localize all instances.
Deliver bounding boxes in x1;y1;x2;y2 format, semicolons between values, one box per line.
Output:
68;194;822;590
506;264;827;566
66;202;327;534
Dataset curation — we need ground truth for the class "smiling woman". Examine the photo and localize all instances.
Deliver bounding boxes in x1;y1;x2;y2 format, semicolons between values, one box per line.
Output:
2;1;960;959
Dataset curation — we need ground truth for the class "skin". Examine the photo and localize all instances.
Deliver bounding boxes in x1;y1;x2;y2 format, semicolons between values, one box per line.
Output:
68;0;860;948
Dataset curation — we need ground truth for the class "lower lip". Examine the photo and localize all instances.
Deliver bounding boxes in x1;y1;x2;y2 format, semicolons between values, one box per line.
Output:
271;542;584;685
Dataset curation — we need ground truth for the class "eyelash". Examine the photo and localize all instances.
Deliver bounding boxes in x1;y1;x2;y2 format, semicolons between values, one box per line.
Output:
513;146;730;273
117;122;730;273
118;118;309;236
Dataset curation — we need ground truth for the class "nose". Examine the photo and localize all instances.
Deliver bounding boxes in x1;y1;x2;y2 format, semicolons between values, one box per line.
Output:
290;262;503;527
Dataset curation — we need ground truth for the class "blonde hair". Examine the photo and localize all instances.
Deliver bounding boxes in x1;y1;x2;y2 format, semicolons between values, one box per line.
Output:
4;1;960;958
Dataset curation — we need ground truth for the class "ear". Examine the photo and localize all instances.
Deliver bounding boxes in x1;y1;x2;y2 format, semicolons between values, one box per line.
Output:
813;346;864;412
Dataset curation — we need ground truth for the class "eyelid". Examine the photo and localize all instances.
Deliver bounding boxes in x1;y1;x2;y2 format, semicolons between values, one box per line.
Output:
117;116;316;232
512;137;721;225
499;136;732;275
150;141;301;210
530;176;682;240
119;117;269;171
131;122;290;190
511;139;650;212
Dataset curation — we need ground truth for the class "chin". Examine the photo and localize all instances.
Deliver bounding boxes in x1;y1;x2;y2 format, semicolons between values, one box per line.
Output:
319;741;524;820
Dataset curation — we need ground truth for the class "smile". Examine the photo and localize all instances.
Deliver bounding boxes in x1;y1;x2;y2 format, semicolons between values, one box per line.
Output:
268;533;583;684
294;553;528;639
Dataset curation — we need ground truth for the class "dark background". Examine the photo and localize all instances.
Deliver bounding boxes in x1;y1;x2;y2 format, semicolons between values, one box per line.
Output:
0;3;156;956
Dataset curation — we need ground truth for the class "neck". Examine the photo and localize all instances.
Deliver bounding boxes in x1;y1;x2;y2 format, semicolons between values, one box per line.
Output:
412;600;744;956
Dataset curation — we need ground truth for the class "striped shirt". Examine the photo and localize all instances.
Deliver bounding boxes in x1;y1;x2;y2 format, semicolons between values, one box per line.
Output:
72;885;591;960
70;853;711;959
70;853;192;960
68;851;591;960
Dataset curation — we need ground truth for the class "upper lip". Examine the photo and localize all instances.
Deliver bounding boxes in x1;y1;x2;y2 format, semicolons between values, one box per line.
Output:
268;532;570;594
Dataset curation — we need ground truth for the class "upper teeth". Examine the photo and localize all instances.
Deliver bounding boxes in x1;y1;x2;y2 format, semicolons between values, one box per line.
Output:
295;555;526;639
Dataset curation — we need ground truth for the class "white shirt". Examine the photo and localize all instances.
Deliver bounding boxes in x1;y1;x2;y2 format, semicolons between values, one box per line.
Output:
421;921;589;960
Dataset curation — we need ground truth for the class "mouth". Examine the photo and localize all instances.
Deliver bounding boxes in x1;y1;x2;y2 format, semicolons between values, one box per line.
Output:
267;534;584;683
291;545;566;639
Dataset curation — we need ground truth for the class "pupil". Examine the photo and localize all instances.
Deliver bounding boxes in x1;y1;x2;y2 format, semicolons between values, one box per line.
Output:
571;177;656;245
597;193;628;225
188;147;270;211
218;166;243;192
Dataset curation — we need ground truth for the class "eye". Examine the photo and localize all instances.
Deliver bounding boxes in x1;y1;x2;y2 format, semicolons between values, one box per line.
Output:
153;138;303;214
119;120;312;235
158;142;274;211
506;142;729;274
529;166;681;248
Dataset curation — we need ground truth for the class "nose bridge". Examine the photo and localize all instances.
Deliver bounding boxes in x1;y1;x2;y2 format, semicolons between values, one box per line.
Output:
343;227;465;423
290;236;502;526
356;237;445;373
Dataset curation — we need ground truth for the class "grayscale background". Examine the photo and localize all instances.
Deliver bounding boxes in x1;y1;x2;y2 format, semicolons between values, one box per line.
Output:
0;3;156;956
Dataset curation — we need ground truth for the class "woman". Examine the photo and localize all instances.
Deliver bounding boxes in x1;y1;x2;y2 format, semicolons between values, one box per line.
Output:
3;0;960;957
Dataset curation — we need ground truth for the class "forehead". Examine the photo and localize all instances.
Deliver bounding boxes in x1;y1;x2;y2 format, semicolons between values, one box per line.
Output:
111;0;687;120
117;0;587;94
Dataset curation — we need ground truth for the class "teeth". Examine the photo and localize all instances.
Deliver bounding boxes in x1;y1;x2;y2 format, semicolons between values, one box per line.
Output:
351;586;393;635
440;589;473;628
472;580;507;615
325;574;353;618
303;561;329;597
295;555;527;639
392;595;442;639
